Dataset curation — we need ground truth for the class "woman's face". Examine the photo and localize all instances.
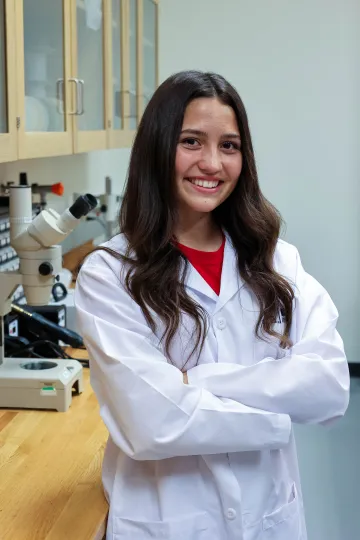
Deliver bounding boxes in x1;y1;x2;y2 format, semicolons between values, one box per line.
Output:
175;97;243;219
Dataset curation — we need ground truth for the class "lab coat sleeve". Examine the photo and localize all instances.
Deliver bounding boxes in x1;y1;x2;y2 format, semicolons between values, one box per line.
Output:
187;249;350;425
74;254;291;461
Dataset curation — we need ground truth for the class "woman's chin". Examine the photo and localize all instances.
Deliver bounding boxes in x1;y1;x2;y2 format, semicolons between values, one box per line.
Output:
178;192;222;213
183;201;219;214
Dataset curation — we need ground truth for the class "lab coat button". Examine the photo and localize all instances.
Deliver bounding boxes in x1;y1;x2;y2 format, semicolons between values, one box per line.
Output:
226;508;237;520
216;317;227;330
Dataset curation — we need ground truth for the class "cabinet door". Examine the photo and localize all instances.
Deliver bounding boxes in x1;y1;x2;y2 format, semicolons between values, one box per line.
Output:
107;0;135;148
72;0;107;153
122;0;158;131
0;0;17;162
16;0;73;159
129;0;139;130
139;0;158;117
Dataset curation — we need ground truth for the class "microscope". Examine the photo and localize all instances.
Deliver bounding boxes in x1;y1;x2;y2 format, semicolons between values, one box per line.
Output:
0;184;97;412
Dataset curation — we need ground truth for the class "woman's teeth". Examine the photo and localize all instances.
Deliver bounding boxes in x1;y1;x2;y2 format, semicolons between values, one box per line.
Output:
188;178;220;188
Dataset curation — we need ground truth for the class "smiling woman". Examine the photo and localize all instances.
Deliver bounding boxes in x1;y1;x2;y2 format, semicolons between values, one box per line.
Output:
75;70;349;540
174;100;242;260
175;99;243;222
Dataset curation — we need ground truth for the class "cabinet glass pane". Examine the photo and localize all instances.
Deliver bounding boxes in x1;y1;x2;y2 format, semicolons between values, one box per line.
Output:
112;0;122;129
129;0;137;130
0;1;8;133
23;0;65;132
77;1;105;131
143;0;156;109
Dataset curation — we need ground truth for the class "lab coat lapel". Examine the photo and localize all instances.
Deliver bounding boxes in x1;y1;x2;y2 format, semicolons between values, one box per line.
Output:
184;233;242;307
215;234;242;314
185;260;218;303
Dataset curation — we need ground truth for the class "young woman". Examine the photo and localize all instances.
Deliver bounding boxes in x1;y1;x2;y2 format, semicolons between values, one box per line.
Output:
75;71;349;540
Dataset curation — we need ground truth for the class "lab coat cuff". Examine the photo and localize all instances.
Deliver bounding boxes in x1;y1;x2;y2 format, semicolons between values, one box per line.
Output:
188;366;292;446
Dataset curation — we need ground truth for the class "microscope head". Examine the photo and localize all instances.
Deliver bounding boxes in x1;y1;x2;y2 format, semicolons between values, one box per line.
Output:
9;185;97;306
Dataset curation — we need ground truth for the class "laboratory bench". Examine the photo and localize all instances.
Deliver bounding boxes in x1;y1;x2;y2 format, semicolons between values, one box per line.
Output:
0;348;109;540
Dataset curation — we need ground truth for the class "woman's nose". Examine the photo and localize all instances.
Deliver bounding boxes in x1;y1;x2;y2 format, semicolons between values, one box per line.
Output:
198;148;222;174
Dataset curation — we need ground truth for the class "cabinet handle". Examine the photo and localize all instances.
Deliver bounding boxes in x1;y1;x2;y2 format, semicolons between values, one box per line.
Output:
122;90;136;118
68;78;79;115
77;79;85;115
56;79;65;114
68;78;84;115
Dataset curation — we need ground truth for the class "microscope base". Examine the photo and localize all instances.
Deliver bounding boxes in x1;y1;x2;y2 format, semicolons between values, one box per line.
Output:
0;357;83;412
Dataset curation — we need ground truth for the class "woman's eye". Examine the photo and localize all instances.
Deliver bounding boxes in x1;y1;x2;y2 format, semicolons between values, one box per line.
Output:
221;141;240;151
181;138;200;147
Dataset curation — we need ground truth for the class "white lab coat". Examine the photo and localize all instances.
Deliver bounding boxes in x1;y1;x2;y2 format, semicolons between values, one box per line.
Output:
75;233;349;540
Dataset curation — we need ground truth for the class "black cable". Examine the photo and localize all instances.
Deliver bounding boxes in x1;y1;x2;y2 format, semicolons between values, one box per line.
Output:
7;338;89;367
59;345;90;368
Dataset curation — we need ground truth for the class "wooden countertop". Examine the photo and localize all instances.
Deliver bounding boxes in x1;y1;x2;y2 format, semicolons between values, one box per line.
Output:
0;349;109;540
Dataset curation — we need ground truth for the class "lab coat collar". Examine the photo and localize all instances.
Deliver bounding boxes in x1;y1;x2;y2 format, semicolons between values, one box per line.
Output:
184;232;242;311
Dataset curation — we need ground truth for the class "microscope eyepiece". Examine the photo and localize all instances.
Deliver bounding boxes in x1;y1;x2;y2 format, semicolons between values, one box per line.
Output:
69;194;97;219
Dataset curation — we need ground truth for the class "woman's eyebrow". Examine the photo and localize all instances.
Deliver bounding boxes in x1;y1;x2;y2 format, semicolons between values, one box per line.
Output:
180;129;241;139
180;129;208;137
221;133;241;139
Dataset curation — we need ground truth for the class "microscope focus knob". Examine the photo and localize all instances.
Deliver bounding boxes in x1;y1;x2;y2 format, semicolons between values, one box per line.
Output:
38;261;53;276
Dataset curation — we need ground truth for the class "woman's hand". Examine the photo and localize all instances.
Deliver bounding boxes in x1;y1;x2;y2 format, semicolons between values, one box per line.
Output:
183;372;188;384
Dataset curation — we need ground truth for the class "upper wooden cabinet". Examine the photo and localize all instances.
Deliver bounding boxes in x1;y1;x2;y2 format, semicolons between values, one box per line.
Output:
107;0;158;149
0;0;18;162
0;0;159;162
15;0;73;159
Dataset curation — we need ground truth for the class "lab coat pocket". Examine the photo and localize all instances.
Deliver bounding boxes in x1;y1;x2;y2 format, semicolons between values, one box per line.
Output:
262;483;301;539
113;511;212;539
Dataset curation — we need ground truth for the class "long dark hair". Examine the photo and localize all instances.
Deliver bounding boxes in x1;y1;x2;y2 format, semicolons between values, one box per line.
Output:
98;70;294;369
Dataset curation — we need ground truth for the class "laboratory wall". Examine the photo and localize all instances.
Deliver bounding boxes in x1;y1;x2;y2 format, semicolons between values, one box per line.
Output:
0;148;130;209
0;148;131;249
160;0;360;365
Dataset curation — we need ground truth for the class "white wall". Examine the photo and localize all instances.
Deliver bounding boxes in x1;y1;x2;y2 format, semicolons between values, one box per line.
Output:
0;148;131;249
0;148;130;212
160;0;360;364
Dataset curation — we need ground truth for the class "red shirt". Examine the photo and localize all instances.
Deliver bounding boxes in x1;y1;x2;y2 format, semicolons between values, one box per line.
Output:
177;237;226;295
